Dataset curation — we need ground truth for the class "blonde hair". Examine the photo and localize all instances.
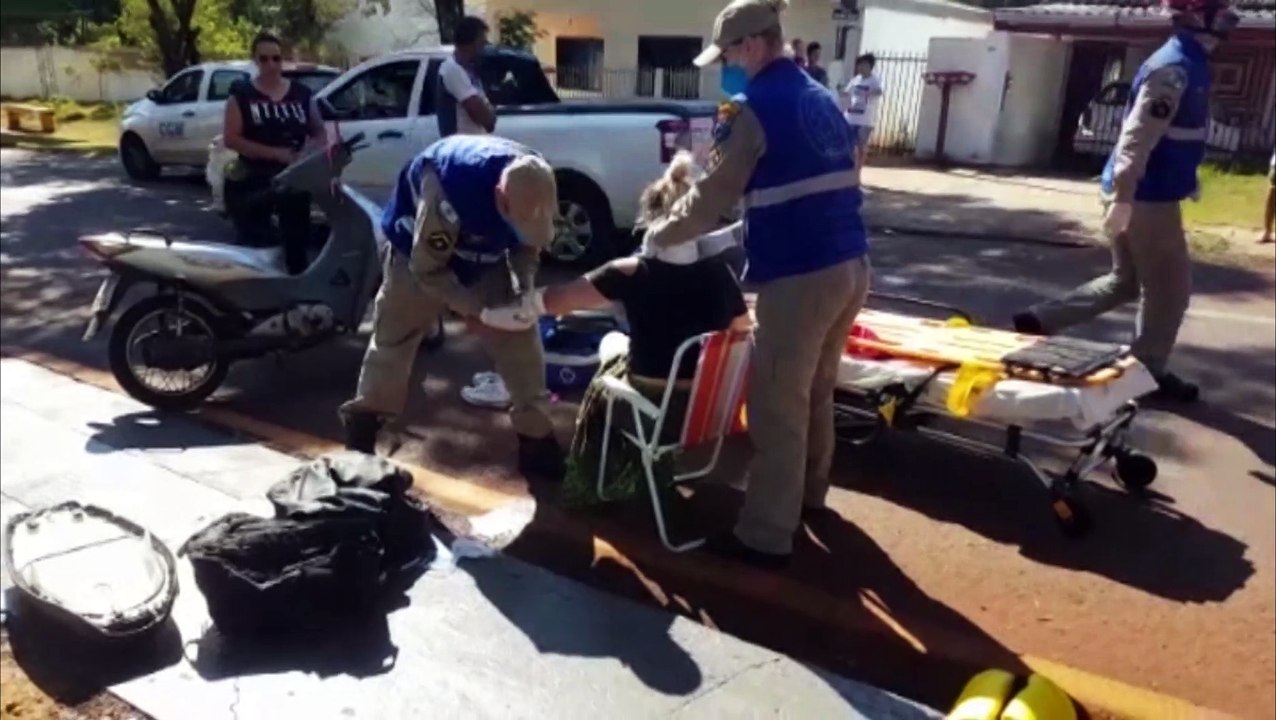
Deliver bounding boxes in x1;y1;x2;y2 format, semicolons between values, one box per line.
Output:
637;151;697;227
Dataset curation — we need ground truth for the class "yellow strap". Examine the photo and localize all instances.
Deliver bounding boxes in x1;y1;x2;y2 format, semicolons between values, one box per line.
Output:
946;364;1001;418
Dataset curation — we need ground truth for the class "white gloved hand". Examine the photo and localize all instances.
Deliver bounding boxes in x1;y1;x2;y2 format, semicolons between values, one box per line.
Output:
478;288;545;332
1103;201;1133;240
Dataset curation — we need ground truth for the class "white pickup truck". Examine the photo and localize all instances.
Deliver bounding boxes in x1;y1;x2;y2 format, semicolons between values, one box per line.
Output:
209;46;719;266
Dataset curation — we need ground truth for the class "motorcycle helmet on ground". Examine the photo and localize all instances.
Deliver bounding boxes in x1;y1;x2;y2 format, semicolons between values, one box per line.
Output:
1163;0;1241;38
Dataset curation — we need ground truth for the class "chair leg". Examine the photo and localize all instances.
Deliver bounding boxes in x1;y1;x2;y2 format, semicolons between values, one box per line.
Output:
596;396;617;501
642;451;704;553
674;433;729;484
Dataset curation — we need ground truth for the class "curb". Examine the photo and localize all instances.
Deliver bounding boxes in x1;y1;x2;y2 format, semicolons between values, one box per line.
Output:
0;346;1243;720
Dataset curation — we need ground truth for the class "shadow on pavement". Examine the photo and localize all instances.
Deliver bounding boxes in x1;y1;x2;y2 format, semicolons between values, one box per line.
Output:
84;411;256;454
189;613;401;681
837;433;1256;604
4;600;183;705
490;475;1026;713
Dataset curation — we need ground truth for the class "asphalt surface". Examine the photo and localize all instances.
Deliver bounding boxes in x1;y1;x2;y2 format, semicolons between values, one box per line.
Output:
2;148;1273;718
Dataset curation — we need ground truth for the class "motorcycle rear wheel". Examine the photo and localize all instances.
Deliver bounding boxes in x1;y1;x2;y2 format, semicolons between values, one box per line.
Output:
108;295;230;412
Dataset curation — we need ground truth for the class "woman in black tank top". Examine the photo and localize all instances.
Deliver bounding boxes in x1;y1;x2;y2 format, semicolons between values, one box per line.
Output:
222;31;326;274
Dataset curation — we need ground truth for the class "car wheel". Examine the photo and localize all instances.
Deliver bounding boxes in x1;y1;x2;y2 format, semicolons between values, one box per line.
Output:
548;175;616;269
120;133;161;181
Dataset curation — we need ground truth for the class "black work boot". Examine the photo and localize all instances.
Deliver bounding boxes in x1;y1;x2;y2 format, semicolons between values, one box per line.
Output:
343;413;383;455
1152;372;1200;404
1012;311;1048;336
517;434;565;483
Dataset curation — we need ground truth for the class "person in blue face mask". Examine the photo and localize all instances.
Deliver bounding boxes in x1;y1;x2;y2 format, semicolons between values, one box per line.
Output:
641;0;870;569
1013;0;1240;404
339;134;566;482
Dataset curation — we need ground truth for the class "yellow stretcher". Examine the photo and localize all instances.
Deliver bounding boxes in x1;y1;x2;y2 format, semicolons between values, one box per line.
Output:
831;293;1160;538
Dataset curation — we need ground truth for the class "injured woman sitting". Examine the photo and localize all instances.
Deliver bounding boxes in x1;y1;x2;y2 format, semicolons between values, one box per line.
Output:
480;152;749;503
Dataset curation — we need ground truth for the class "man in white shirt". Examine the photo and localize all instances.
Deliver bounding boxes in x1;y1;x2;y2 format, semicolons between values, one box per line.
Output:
840;53;883;168
437;16;497;137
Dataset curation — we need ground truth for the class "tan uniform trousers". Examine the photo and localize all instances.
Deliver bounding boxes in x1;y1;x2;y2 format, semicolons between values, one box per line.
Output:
1030;202;1190;376
736;256;871;555
339;249;554;439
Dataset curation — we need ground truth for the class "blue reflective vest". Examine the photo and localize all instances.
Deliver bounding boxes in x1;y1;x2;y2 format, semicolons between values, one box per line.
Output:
1102;33;1210;203
382;135;533;285
738;59;868;283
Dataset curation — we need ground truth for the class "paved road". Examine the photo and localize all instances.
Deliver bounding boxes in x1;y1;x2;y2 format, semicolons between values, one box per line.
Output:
2;149;1273;717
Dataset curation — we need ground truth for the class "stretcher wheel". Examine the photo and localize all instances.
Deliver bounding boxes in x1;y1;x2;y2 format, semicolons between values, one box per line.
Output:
1114;451;1157;492
1051;496;1092;539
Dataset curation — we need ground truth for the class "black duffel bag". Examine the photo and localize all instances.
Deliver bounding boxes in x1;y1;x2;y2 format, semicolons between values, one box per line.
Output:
180;453;436;636
267;452;435;570
179;512;384;635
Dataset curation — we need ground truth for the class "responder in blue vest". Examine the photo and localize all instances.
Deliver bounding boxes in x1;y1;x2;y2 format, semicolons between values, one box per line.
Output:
339;135;566;481
1014;0;1239;403
643;0;871;568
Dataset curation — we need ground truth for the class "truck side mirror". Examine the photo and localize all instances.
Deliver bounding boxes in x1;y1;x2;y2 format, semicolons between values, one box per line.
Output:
146;89;162;103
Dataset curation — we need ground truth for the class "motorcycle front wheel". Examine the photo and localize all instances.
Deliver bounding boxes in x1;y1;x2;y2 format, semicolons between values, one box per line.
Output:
108;295;230;411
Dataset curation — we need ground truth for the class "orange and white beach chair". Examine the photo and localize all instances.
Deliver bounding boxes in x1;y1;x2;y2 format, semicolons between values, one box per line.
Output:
596;329;752;552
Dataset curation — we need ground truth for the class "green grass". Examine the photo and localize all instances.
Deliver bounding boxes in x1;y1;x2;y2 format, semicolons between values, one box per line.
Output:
0;98;121;155
1183;164;1271;231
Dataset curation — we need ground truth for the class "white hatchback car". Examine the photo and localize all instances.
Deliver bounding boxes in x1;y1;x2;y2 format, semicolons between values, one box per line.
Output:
118;60;340;181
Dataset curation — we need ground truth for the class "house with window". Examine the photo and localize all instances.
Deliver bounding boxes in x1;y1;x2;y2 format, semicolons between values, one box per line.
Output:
990;0;1276;163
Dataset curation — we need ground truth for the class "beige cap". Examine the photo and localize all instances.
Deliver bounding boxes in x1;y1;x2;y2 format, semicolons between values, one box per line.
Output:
501;154;558;251
693;0;787;67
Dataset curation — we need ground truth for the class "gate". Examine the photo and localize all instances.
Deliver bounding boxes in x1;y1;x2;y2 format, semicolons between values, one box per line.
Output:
861;51;927;157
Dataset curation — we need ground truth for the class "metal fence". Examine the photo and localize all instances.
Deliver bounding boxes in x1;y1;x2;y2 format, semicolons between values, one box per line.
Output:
546;66;721;101
857;51;928;157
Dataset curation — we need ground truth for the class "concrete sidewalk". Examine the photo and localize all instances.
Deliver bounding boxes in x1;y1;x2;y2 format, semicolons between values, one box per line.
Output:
0;358;943;720
861;165;1276;259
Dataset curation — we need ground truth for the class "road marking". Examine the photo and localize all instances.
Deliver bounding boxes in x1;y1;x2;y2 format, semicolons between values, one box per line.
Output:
0;345;1241;720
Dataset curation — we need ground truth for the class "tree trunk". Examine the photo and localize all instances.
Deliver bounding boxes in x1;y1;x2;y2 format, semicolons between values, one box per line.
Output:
146;0;202;77
433;0;464;44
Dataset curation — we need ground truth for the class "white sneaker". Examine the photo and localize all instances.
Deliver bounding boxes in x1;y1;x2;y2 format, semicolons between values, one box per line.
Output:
461;375;511;409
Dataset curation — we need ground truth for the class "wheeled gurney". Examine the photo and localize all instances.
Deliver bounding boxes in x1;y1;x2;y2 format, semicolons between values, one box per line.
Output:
831;294;1160;538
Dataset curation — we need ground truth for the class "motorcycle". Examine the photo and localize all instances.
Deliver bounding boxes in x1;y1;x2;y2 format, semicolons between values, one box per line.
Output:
79;129;440;411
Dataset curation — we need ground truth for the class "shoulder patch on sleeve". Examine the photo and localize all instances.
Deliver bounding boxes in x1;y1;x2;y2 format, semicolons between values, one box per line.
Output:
714;101;742;144
1148;99;1173;120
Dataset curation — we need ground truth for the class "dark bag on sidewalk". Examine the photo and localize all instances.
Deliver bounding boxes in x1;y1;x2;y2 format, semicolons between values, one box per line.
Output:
179;453;436;636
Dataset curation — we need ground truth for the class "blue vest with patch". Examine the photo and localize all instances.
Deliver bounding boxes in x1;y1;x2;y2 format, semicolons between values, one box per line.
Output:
736;59;868;283
382;135;533;285
1101;33;1210;203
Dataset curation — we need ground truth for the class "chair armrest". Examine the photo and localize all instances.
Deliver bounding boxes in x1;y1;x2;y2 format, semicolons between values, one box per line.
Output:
599;376;662;420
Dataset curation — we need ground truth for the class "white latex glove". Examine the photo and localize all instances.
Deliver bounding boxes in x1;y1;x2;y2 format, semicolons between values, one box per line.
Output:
1103;201;1133;240
478;289;545;332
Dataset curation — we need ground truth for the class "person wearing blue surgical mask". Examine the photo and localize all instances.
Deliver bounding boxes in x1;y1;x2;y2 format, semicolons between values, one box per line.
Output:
639;0;871;569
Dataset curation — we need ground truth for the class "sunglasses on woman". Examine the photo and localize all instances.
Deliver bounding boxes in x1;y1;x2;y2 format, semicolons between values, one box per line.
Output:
257;54;282;64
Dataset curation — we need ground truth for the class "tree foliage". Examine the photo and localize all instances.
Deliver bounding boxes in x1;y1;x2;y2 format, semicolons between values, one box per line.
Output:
228;0;357;58
98;0;253;76
496;9;543;51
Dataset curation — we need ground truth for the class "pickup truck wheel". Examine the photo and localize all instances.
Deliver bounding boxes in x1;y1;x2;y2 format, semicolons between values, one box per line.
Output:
549;176;615;269
120;133;161;181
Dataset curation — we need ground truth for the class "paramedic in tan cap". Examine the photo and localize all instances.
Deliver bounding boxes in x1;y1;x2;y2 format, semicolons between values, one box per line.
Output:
643;0;871;568
340;134;565;482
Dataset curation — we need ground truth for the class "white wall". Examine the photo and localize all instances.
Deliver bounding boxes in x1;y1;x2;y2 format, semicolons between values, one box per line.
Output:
0;46;158;103
992;34;1069;166
916;33;1008;164
858;0;993;56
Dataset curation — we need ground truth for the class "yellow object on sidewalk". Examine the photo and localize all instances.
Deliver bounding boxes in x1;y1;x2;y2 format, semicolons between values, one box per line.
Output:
948;669;1016;720
1000;674;1078;720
